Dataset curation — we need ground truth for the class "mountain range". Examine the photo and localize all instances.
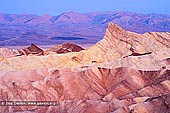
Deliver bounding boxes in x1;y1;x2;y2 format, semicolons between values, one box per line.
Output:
0;11;170;46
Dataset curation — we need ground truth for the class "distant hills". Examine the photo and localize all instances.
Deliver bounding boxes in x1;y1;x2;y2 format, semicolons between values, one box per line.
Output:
0;11;170;46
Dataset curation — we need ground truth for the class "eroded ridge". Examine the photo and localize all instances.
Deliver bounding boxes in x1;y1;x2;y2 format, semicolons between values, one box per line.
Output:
0;23;170;112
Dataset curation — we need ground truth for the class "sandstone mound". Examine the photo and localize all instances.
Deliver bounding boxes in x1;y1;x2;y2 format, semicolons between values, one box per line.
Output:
0;22;170;113
18;44;44;56
45;42;84;54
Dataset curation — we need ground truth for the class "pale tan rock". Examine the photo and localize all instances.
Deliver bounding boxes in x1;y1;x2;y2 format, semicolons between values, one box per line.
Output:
0;54;4;61
0;23;170;113
0;67;169;112
0;48;19;58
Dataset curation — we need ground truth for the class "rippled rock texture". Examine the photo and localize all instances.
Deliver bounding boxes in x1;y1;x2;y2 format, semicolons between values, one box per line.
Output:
0;22;170;113
0;67;169;113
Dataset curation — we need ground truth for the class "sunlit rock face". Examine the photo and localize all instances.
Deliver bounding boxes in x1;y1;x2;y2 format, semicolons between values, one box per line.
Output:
0;22;170;113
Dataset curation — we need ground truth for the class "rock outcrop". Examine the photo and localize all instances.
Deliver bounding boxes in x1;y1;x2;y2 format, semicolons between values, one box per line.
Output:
18;44;44;56
45;42;84;54
0;22;170;113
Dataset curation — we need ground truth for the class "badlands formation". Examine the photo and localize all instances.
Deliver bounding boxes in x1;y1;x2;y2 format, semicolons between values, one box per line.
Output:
0;22;170;113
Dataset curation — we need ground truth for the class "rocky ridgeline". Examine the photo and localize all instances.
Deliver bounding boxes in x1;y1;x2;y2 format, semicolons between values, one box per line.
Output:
0;23;170;113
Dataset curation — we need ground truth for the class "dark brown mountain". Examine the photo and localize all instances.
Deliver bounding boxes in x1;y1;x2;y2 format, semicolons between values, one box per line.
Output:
45;42;84;54
18;43;44;55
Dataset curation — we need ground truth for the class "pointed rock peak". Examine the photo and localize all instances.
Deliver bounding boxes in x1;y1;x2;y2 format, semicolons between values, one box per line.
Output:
28;44;43;52
30;43;36;46
103;22;126;41
107;22;125;33
62;42;81;47
18;44;44;56
61;42;84;51
62;42;73;45
30;43;39;48
45;42;84;54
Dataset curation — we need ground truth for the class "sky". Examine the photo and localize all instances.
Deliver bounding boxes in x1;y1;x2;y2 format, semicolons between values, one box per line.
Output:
0;0;170;15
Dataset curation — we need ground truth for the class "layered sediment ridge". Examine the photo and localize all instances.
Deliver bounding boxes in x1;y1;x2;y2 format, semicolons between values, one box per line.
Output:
0;23;170;71
0;22;170;112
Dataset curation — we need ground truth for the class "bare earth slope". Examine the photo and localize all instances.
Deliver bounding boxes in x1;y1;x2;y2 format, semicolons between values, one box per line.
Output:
0;23;170;113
